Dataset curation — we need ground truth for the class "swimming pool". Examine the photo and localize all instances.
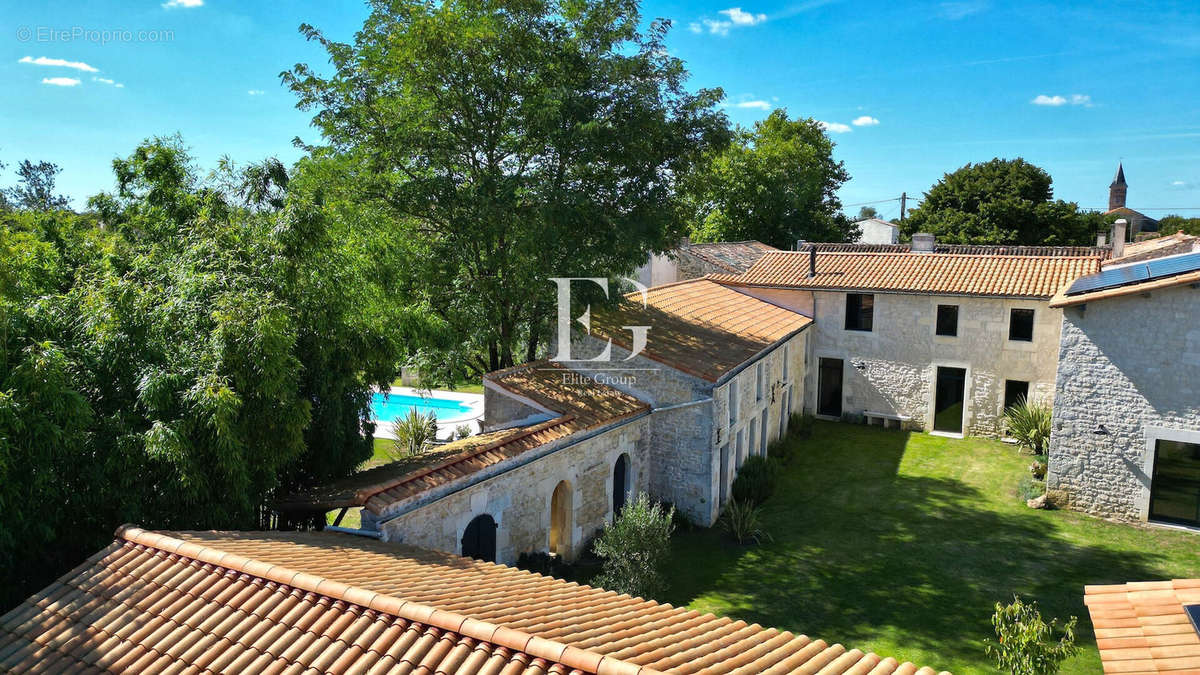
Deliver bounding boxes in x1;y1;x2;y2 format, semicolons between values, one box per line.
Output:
371;391;476;423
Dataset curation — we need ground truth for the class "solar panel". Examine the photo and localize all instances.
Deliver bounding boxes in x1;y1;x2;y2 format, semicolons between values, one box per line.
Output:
1065;263;1150;296
1186;604;1200;638
1066;250;1200;296
1145;251;1200;281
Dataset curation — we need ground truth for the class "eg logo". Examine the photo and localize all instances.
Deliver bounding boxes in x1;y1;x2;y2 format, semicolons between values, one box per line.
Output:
549;278;650;362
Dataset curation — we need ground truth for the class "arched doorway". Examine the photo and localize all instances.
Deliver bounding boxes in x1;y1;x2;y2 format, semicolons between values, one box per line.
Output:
612;454;630;516
461;514;497;562
549;480;573;557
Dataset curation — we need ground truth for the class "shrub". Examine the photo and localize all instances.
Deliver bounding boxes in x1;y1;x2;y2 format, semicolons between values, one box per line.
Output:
985;596;1078;675
592;493;675;599
1018;476;1046;502
731;456;779;505
454;424;472;440
1005;397;1052;455
516;551;571;580
1030;455;1047;480
390;409;438;458
720;499;773;545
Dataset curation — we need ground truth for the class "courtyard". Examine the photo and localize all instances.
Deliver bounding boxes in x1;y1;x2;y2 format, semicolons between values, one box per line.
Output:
661;421;1200;674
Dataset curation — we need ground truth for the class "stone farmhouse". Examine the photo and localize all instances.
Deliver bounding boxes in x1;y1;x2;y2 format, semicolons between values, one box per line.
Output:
0;525;947;674
1047;249;1200;527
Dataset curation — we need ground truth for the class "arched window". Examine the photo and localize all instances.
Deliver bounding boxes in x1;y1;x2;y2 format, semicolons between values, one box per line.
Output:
613;454;630;516
461;514;497;562
549;480;573;557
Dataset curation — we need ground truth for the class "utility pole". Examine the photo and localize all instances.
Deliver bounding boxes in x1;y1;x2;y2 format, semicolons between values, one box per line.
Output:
899;192;907;223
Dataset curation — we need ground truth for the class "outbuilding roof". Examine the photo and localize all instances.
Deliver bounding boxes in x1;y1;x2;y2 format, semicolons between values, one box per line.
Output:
0;526;947;674
275;362;648;515
589;278;812;382
679;240;776;274
714;251;1102;299
1084;579;1200;675
801;242;1111;258
1105;231;1200;267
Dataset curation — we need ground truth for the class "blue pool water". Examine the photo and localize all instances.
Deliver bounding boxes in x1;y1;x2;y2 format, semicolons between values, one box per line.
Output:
371;392;474;423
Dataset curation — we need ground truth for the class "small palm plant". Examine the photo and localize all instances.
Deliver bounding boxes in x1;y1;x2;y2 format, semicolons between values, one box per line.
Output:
720;499;773;545
390;409;438;459
1004;397;1052;455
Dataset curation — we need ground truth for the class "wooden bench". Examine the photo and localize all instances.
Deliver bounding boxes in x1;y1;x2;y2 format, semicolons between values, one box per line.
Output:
864;411;911;430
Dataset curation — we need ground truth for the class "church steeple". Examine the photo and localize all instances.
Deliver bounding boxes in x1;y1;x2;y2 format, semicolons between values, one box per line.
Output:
1108;163;1127;211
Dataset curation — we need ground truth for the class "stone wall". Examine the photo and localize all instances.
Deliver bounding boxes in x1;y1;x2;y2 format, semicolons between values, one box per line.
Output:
482;382;551;430
801;290;1062;436
378;416;652;564
1047;285;1200;521
676;251;732;280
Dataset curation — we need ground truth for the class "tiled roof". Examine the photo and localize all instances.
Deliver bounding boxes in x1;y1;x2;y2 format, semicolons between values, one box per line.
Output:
1105;232;1200;267
715;251;1102;299
276;363;648;515
1084;579;1200;674
801;242;1112;258
680;241;776;274
590;279;812;382
0;526;946;674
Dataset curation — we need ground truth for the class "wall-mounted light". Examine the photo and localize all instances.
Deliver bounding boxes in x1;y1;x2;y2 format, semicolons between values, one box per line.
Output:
853;360;866;370
1093;424;1109;436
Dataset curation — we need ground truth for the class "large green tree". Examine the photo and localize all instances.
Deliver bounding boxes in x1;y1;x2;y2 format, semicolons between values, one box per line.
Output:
283;0;728;378
902;158;1101;245
681;109;855;248
0;139;421;609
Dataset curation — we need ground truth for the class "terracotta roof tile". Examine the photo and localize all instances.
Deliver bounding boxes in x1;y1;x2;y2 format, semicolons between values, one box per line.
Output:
1085;579;1200;674
277;363;649;515
681;241;777;274
715;251;1102;299
0;528;947;674
589;279;812;382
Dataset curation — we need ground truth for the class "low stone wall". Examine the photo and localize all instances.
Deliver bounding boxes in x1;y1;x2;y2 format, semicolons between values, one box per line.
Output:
378;416;651;564
1047;285;1200;521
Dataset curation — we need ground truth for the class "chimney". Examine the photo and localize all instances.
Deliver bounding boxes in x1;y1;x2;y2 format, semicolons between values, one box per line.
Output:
912;232;935;253
1096;231;1107;247
1112;219;1127;259
808;244;817;278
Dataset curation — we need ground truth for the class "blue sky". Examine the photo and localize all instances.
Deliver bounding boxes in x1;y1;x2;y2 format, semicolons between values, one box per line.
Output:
3;0;1199;219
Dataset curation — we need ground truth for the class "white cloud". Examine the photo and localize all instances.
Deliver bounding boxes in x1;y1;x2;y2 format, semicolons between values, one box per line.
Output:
819;121;852;133
733;99;770;110
19;56;98;72
247;89;265;95
720;7;767;26
162;0;203;7
851;115;880;126
42;77;81;87
92;77;124;88
1031;93;1092;107
1168;180;1195;190
939;1;988;20
694;7;767;35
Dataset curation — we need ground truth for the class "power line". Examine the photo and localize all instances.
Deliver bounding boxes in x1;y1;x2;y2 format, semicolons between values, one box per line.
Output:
843;197;901;208
1080;206;1200;212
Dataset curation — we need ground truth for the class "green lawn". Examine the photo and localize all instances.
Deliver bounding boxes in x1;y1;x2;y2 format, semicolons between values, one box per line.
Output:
389;377;484;395
661;421;1200;674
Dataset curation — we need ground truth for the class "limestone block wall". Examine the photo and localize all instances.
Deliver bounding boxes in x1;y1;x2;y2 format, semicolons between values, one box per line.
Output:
711;331;807;523
1047;285;1200;521
676;252;731;280
482;382;551;430
378;416;652;564
802;290;1061;436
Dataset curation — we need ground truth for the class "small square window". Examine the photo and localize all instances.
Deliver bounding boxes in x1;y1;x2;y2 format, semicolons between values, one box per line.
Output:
936;304;958;337
1009;308;1034;342
845;293;874;332
1004;380;1029;410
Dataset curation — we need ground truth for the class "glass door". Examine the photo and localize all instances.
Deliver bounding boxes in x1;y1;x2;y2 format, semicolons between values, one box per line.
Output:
1150;439;1200;527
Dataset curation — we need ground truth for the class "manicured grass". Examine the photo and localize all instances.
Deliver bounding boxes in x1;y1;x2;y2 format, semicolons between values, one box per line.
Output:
389;378;484;395
661;421;1200;674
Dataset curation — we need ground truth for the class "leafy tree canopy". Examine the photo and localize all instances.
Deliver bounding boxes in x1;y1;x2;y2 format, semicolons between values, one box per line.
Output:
0;137;424;609
902;158;1102;246
682;109;856;248
1159;214;1200;237
857;205;879;220
283;0;729;378
3;160;70;211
